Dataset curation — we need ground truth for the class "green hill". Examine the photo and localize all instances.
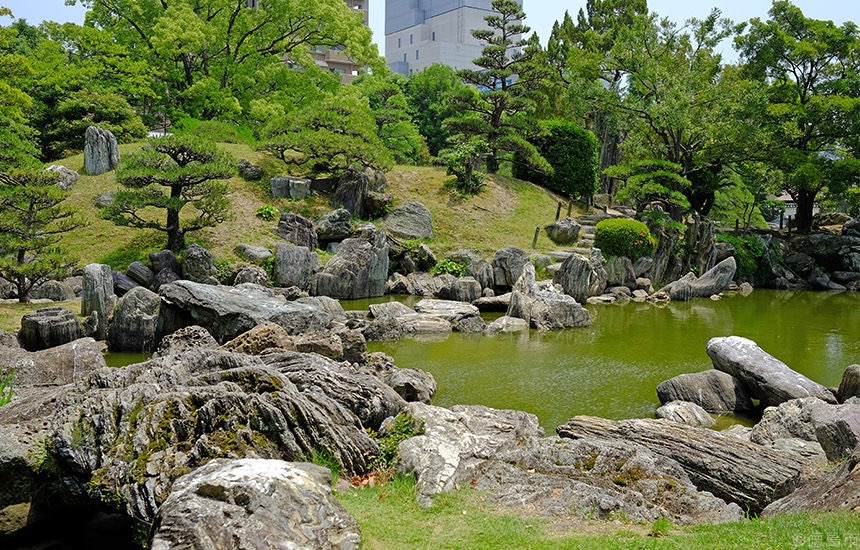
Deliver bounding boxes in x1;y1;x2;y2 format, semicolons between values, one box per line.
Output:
57;142;578;270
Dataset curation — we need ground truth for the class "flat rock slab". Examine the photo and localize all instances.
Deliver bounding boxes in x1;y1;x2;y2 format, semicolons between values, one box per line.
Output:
159;281;332;343
413;299;479;321
557;415;811;514
763;448;860;516
706;336;836;407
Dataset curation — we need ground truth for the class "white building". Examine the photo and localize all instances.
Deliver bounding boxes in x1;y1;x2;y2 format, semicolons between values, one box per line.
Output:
385;0;522;76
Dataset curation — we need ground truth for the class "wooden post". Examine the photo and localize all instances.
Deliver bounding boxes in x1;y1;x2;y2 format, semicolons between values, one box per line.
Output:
555;202;562;221
532;226;541;249
779;211;784;230
735;219;739;232
566;198;573;218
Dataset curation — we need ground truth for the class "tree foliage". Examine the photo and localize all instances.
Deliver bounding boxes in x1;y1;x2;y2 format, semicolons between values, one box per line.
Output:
0;170;85;302
102;135;235;251
404;64;470;157
0;11;40;170
735;1;860;233
446;0;549;175
261;88;393;177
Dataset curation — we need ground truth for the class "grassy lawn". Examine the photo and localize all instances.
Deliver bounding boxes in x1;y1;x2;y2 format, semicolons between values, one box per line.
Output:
54;143;579;272
338;476;860;549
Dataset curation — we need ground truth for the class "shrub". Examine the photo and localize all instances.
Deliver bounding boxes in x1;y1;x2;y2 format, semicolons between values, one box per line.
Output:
442;138;489;195
255;204;280;221
593;218;656;261
367;413;424;472
715;233;770;285
513;120;599;200
431;258;467;277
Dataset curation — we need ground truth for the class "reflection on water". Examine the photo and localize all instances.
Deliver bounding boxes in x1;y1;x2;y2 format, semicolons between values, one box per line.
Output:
365;290;860;430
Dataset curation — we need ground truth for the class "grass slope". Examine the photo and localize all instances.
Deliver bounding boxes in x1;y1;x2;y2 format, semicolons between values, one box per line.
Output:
56;143;574;271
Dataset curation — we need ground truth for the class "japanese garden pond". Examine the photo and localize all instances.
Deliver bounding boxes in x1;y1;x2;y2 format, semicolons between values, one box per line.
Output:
346;290;860;430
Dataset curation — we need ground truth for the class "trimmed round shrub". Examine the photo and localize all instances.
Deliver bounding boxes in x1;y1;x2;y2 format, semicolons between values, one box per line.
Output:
593;218;656;261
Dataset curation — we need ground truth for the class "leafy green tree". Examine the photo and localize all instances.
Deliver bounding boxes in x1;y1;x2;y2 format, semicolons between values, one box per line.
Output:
102;135;235;251
735;1;860;233
605;160;692;222
444;137;489;194
545;1;648;192
0;10;40;170
261;88;393;177
70;0;382;123
446;0;549;175
352;72;428;164
0;170;85;302
404;64;470;157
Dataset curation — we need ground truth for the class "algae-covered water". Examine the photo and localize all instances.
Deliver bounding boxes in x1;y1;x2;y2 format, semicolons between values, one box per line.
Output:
356;290;860;430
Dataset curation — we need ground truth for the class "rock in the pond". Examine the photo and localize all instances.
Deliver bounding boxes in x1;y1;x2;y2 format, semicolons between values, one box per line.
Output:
484;316;529;335
151;459;360;550
706;336;837;407
383;368;437;404
368;301;414;321
838;365;860;402
82;263;115;340
159;281;332;343
604;256;636;289
553;249;608;304
508;264;590;330
492;247;531;290
313;231;388;300
689;257;736;298
656;370;754;413
656;401;715;428
18;307;83;351
413;298;479;321
107;287;162;353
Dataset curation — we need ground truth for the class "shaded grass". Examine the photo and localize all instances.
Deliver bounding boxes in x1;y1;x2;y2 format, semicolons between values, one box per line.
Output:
338;476;860;549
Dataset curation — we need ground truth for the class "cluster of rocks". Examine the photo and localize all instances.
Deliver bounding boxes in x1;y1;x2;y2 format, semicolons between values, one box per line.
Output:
779;221;860;290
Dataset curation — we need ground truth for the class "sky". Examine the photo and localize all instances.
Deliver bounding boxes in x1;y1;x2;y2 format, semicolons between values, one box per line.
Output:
3;0;860;61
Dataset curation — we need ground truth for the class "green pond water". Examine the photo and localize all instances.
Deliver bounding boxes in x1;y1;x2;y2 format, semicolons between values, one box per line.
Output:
347;290;860;430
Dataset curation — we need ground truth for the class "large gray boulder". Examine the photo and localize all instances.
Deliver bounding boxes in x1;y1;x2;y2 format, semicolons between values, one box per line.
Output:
472;436;742;526
151;459;360;550
126;261;155;288
82;263;115;340
18;307;83;351
544;217;581;245
838;364;860;402
384;201;433;240
83;126;119;175
181;244;218;284
234;243;272;264
507;264;590;330
159;281;333;343
690;257;737;297
655;401;715;428
396;402;544;506
331;166;386;218
656;370;754;413
270;176;311;200
45;164;79;190
706;336;837;407
149;250;181;277
273;212;318;250
604;256;637;289
557;415;810;514
492;247;531;289
107;287;162;352
413;298;479;321
0;338;106;386
436;276;482;303
553;249;608;304
49;349;380;528
30;280;77;302
314;231;388;300
315;208;353;243
273;243;318;290
763;448;860;516
262;350;406;431
232;265;269;286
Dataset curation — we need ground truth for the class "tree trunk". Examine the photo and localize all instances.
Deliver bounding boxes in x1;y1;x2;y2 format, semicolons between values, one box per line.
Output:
596;111;621;195
486;153;499;174
166;206;184;251
794;188;816;234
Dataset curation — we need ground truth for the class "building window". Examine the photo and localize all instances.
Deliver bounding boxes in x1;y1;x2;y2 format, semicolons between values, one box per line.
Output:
398;37;401;48
416;49;419;60
432;32;436;41
403;53;407;62
410;34;413;45
246;0;257;7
